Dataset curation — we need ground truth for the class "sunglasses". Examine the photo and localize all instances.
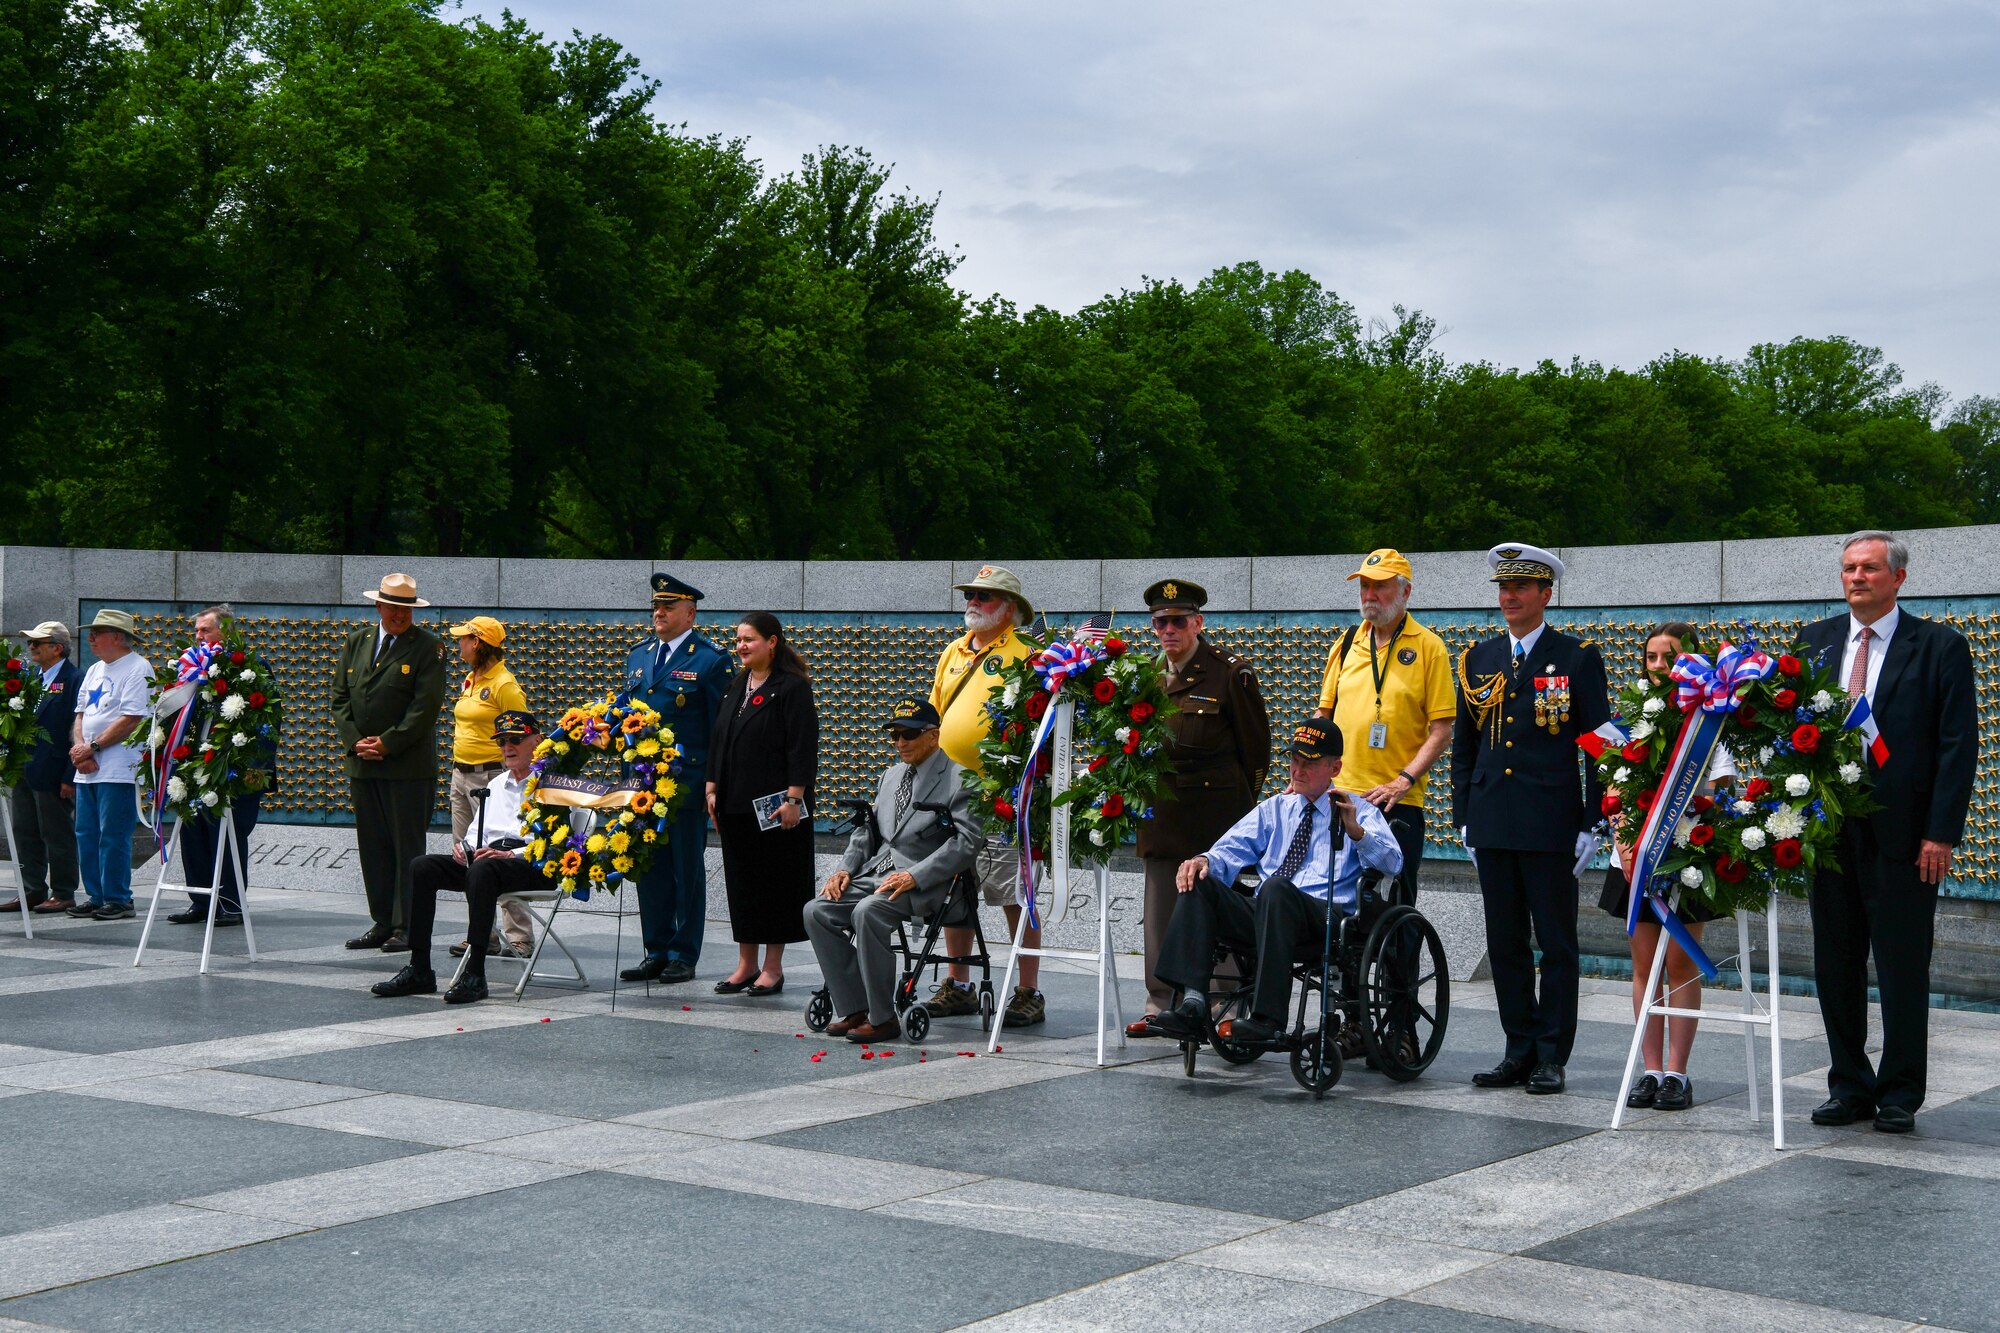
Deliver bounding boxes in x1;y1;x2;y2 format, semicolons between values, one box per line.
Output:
887;728;932;742
1151;613;1192;629
963;590;1003;604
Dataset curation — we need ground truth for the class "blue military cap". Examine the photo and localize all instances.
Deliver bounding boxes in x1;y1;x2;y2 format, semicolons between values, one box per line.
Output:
650;572;704;604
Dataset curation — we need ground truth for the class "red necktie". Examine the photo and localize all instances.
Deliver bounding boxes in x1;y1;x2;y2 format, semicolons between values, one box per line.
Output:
1845;626;1872;698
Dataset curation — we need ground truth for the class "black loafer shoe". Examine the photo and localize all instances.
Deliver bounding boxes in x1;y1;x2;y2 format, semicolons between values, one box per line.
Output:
1654;1075;1693;1110
213;912;243;928
371;964;437;998
713;976;754;994
378;932;409;953
658;960;696;984
1810;1097;1876;1126
347;924;393;949
1152;996;1207;1041
745;980;784;997
1473;1056;1535;1088
1525;1063;1566;1095
1221;1014;1280;1044
442;974;489;1005
167;906;208;925
1625;1074;1661;1108
620;956;668;983
1873;1106;1915;1134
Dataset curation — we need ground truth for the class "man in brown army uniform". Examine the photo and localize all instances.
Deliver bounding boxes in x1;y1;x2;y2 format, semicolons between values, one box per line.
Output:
1130;578;1271;1037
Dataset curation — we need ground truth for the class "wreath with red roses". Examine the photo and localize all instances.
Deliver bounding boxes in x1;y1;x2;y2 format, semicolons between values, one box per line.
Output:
0;640;51;789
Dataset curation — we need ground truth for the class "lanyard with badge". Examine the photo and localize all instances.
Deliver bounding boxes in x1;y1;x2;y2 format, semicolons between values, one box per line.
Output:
1363;615;1406;749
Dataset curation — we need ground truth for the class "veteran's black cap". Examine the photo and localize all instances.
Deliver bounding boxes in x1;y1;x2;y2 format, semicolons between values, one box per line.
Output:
883;695;942;731
651;572;704;604
493;710;539;740
1143;578;1208;612
1286;717;1342;760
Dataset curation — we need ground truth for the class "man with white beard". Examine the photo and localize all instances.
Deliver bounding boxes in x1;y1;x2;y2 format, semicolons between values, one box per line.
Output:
1314;550;1454;906
928;565;1044;1025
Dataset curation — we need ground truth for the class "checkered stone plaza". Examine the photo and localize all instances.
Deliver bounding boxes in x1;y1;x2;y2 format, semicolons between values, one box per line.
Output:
1;880;1996;1332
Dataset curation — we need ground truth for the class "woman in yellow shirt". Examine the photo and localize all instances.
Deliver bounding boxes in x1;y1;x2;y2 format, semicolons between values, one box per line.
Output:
448;617;530;957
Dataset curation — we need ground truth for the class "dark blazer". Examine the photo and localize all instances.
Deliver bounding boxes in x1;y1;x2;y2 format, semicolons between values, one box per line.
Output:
23;657;79;791
330;623;449;783
1137;636;1272;863
623;631;733;776
1451;625;1610;853
1798;611;1978;861
707;668;819;813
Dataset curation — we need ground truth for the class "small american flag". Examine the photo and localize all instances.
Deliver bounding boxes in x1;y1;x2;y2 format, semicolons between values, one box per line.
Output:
1072;612;1113;644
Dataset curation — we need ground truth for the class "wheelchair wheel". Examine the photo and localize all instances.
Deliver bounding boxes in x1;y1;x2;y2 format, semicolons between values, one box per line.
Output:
804;989;833;1033
1289;1027;1343;1097
904;1003;931;1042
1359;906;1449;1082
978;985;996;1033
1181;1038;1199;1078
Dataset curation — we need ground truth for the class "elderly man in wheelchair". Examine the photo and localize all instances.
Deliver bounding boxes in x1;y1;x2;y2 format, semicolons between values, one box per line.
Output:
803;695;980;1045
1154;718;1446;1090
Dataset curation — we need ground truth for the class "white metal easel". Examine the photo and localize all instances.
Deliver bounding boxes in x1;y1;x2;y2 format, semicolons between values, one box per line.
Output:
1609;891;1785;1149
133;806;258;975
988;701;1127;1065
1;790;34;939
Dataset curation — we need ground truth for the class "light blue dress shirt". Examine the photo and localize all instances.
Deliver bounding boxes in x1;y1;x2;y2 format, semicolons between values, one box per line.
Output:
1203;789;1404;911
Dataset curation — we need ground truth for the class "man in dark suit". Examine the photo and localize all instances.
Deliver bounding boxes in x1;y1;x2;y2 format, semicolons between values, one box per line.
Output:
619;572;732;985
1799;530;1977;1135
1132;577;1269;1036
1454;543;1610;1096
331;573;449;951
2;621;80;914
168;606;279;927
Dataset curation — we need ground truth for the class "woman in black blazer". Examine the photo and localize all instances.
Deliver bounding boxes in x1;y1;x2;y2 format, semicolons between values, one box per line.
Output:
705;612;819;995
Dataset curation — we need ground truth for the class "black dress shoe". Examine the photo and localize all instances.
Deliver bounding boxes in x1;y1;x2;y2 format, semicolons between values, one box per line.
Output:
1625;1074;1661;1108
713;976;754;994
1472;1056;1534;1088
1653;1075;1693;1110
1152;996;1207;1041
620;956;668;983
167;906;207;925
1525;1063;1566;1095
1873;1106;1915;1134
378;932;409;953
442;974;489;1005
1810;1096;1876;1126
659;960;696;984
1221;1014;1280;1044
745;980;784;997
346;924;392;949
213;912;243;928
371;965;437;998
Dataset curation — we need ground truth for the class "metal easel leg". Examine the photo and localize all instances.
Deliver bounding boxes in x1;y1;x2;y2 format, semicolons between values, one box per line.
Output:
1611;927;1671;1131
198;810;231;976
232;818;257;962
1767;898;1786;1150
133;822;184;967
1738;911;1759;1124
2;794;30;940
988;868;1032;1053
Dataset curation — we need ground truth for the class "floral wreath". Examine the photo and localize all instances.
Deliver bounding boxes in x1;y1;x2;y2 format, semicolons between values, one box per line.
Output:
1591;635;1878;916
968;627;1176;863
136;624;285;825
520;693;688;896
0;641;50;790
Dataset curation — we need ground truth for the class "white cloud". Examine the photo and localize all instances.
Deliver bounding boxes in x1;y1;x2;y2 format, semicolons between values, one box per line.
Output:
468;0;2000;397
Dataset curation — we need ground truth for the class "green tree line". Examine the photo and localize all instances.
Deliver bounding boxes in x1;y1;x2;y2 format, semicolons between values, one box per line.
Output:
6;0;1997;560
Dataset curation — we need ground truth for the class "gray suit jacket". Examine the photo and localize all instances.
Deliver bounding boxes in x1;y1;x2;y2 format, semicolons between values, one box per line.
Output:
838;748;979;912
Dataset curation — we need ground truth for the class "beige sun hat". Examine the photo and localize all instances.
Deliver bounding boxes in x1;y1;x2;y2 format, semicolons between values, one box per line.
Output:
85;609;136;635
952;564;1034;621
362;572;431;608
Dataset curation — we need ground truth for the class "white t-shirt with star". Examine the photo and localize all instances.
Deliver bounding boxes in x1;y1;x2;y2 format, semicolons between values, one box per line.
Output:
75;652;153;786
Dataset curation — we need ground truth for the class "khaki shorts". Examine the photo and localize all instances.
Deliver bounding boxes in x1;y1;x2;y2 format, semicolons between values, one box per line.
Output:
975;839;1023;907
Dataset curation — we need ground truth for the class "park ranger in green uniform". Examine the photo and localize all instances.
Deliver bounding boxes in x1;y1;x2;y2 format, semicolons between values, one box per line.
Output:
332;572;449;951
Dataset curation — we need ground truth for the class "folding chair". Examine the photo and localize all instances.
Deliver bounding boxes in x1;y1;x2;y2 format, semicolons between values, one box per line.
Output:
447;886;589;998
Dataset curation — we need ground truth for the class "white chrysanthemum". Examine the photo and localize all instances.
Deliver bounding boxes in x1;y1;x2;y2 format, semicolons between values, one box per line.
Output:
1811;690;1834;711
166;776;187;802
1740;827;1768;851
238;669;256;683
1115;727;1132;744
1614;766;1631;782
207;663;221;678
1628;719;1655;741
1000;681;1020;707
200;790;220;808
1090;828;1108;845
1767;807;1807;841
1839;762;1861;784
1757;746;1775;765
6;696;21;712
231;732;250;748
1785;773;1811;797
1672;817;1696;848
219;694;247;721
1680;865;1704;889
1642;697;1664;716
1732;799;1755;817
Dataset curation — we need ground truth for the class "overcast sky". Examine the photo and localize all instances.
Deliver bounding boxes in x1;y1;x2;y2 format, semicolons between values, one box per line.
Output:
463;1;1999;403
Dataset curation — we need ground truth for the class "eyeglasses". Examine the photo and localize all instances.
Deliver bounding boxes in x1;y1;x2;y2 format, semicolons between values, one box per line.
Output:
887;729;932;742
1151;614;1191;629
963;590;1003;604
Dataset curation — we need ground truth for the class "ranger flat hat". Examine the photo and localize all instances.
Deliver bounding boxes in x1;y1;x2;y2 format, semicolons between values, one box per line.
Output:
883;695;942;731
85;608;137;635
1286;717;1343;760
362;572;431;607
1348;549;1414;582
952;564;1033;620
1488;543;1563;583
492;709;539;740
1143;578;1207;613
650;572;704;604
19;619;71;646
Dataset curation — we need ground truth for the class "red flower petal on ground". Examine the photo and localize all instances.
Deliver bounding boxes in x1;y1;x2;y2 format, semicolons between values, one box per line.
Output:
680;1005;691;1011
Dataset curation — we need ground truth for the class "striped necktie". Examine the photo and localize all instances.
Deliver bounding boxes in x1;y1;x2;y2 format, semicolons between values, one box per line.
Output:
1277;802;1316;880
1846;626;1872;698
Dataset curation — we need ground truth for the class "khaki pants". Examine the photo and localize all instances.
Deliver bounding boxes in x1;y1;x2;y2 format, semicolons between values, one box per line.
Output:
450;765;533;951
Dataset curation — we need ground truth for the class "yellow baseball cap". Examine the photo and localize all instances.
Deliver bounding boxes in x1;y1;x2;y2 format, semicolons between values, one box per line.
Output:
1347;549;1414;582
448;616;505;646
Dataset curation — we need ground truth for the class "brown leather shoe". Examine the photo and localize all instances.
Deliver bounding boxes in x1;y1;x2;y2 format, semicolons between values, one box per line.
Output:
1126;1016;1161;1039
845;1018;901;1044
33;899;74;915
826;1012;869;1037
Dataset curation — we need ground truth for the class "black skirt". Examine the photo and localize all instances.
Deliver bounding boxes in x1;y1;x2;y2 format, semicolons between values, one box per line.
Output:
1597;867;1725;925
715;811;813;944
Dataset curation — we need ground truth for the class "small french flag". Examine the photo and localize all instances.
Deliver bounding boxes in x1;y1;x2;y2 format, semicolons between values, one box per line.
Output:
1843;695;1891;766
1576;719;1631;761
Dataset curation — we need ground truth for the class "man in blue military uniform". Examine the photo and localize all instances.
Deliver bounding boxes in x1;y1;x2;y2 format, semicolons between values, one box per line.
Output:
620;573;733;984
1452;543;1610;1096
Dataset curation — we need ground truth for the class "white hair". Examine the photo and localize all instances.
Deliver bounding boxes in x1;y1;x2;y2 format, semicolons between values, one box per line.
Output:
1841;530;1908;573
